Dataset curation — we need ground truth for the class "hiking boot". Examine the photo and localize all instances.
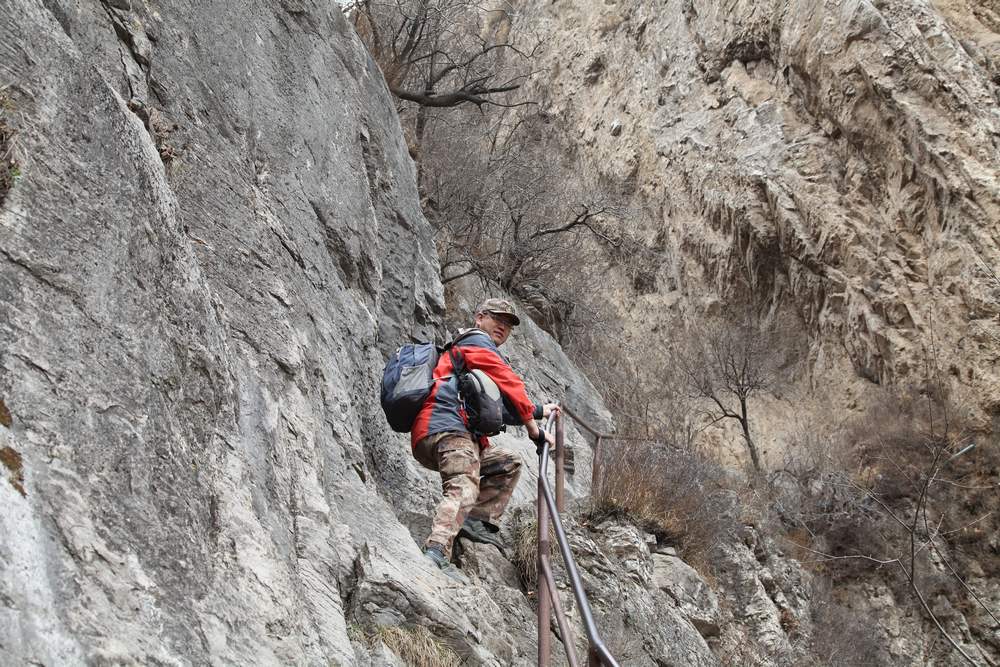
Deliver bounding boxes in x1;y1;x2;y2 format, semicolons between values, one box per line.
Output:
423;545;468;584
458;517;506;555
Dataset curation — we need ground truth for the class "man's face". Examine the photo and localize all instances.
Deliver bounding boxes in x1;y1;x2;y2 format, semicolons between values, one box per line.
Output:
475;311;516;346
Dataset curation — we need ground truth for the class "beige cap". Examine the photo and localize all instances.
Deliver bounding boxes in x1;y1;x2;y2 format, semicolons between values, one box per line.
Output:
475;298;520;326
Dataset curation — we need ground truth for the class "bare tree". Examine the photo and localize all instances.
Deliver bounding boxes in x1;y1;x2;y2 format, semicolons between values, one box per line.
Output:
422;107;633;302
349;0;655;344
677;308;778;473
350;0;533;106
348;0;537;164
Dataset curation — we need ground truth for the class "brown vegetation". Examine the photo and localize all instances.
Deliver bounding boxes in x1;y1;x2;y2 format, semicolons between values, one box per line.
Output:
423;109;635;318
352;624;463;667
807;581;882;666
0;397;11;428
1;446;26;497
351;1;651;342
587;441;738;570
775;381;999;665
677;307;781;473
0;87;20;207
348;0;535;111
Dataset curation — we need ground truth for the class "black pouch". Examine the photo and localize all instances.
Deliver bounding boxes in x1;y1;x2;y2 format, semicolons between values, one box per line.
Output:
450;349;505;436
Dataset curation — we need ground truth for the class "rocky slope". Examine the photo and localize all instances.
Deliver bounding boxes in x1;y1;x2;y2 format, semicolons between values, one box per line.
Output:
518;0;1000;432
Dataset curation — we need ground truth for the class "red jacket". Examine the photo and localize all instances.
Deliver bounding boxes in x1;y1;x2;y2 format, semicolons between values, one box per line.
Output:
411;329;540;447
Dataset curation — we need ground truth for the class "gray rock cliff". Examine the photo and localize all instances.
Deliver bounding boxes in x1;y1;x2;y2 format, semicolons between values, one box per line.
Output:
7;0;994;664
0;2;711;665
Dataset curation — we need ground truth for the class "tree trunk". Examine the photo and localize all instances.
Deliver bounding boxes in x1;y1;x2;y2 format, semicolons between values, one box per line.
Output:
414;92;429;190
739;397;762;472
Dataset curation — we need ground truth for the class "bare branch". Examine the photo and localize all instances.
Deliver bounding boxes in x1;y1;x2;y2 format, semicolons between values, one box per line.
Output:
390;82;521;108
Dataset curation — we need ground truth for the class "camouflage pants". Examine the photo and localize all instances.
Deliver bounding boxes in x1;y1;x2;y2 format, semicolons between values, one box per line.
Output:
414;432;522;557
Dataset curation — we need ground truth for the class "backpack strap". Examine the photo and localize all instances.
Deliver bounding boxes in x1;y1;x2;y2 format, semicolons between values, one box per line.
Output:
448;347;465;383
441;329;482;378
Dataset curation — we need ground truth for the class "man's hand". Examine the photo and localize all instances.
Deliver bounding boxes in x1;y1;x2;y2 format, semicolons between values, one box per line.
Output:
541;403;560;418
531;429;554;455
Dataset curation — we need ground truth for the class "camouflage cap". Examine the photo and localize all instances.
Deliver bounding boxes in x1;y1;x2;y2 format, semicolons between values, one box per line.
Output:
475;298;520;326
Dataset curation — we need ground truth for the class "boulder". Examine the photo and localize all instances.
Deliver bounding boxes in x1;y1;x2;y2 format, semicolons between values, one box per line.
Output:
652;553;721;638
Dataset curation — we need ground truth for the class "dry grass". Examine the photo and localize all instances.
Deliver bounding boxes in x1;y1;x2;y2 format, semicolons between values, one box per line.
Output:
588;442;738;571
0;446;25;497
508;506;556;588
0;87;19;206
356;624;462;667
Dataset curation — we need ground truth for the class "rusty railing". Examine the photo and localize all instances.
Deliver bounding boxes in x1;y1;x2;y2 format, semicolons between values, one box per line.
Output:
560;405;665;497
535;409;620;667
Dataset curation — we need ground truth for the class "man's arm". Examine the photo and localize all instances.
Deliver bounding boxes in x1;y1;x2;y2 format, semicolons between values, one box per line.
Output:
503;398;557;425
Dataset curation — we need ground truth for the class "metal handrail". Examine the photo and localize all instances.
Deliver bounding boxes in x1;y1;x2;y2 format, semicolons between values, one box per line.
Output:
536;410;620;667
562;405;660;442
559;405;661;497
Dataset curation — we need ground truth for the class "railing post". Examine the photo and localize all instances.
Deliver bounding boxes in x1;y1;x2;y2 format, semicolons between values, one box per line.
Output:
537;463;551;666
555;412;565;513
591;435;603;497
588;646;601;666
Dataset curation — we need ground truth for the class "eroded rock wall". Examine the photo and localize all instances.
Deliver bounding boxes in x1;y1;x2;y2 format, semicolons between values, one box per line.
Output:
0;0;444;663
520;0;1000;428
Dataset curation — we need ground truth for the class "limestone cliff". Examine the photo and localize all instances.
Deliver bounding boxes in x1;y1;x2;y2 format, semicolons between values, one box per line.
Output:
519;0;1000;430
3;0;998;665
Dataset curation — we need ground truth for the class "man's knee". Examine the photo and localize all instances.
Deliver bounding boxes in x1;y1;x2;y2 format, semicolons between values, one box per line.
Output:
504;452;522;482
481;446;522;480
437;435;478;472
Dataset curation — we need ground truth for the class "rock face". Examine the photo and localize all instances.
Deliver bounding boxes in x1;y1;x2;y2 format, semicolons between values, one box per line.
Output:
519;0;1000;428
0;1;697;665
3;0;996;664
0;1;441;663
652;551;721;638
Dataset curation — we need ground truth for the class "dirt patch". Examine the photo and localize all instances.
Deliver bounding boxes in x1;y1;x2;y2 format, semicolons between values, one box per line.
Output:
0;446;26;497
0;398;10;428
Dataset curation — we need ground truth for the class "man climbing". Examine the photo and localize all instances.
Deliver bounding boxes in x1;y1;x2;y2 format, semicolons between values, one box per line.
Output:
411;298;558;581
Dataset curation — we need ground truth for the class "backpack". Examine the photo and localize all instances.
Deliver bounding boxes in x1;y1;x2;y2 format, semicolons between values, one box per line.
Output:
380;330;504;435
448;348;504;437
380;341;440;432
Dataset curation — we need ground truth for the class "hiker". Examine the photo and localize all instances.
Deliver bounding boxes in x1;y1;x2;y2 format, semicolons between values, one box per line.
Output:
411;298;558;580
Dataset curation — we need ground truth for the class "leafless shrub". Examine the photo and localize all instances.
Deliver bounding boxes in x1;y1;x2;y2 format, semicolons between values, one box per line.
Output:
570;325;700;450
425;111;631;282
587;441;738;568
421;107;647;341
349;0;537;111
351;1;660;339
780;381;998;666
806;581;885;666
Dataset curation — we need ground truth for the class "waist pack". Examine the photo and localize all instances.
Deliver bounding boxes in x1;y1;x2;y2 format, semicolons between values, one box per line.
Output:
380;331;505;435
